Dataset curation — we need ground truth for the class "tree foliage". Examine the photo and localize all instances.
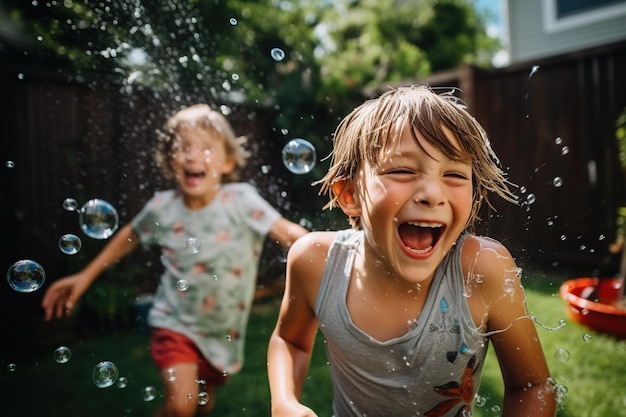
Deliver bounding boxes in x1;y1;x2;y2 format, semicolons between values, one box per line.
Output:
1;0;498;133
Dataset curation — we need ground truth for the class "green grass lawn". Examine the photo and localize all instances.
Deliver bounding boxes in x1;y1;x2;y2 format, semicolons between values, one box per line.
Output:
1;274;625;416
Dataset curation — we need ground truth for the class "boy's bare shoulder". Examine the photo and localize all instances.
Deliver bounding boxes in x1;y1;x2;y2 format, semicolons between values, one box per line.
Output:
290;230;338;262
461;235;516;279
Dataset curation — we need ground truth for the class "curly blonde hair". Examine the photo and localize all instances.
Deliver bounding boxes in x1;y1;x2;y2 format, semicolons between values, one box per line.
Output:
155;104;250;183
316;85;517;230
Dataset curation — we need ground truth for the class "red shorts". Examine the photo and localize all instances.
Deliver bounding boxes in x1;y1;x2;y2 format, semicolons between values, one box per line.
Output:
150;327;228;387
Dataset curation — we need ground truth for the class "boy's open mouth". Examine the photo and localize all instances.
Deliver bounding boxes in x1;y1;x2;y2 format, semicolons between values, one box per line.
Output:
184;169;206;179
398;222;444;253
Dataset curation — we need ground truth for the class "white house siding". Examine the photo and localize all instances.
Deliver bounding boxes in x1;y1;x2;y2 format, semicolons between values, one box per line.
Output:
507;0;626;63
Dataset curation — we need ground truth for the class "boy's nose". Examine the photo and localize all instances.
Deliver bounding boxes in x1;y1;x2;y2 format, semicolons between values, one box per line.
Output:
412;180;445;207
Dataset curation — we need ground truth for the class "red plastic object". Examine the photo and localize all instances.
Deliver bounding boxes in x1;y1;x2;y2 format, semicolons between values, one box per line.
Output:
559;277;626;339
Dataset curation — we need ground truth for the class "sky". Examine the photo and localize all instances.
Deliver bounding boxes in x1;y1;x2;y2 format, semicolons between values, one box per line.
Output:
471;0;510;66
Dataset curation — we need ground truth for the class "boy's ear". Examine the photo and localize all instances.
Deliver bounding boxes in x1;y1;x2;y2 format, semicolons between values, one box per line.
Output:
221;155;237;174
332;180;361;217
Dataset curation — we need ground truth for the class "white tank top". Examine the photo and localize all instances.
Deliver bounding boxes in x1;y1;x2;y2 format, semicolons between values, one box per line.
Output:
314;229;488;417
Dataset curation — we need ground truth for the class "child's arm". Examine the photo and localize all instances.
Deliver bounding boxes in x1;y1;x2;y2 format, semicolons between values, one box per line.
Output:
469;238;557;417
267;232;331;417
268;217;309;250
42;223;140;320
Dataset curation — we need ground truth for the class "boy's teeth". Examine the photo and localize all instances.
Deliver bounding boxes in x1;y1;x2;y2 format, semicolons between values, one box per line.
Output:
407;221;442;228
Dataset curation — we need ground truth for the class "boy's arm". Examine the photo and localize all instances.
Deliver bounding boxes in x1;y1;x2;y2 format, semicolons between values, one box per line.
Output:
42;223;140;320
268;217;309;250
267;232;331;417
472;238;557;417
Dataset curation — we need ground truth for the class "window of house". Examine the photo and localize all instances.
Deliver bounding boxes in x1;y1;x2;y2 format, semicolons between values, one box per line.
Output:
543;0;626;32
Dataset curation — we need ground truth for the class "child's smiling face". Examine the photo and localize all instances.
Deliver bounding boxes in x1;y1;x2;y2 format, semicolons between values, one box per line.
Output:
344;120;474;284
170;125;235;208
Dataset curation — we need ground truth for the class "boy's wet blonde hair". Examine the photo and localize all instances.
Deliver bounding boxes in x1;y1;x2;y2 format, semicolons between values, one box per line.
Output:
155;104;250;183
317;85;517;230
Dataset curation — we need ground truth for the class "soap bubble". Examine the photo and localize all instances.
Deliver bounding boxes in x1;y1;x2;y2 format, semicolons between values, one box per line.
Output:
92;361;119;388
186;237;201;254
555;348;570;362
7;259;46;293
270;47;285;61
282;139;316;174
176;279;190;291
62;198;78;212
53;346;72;364
58;234;82;255
142;386;157;401
198;391;209;405
79;199;119;239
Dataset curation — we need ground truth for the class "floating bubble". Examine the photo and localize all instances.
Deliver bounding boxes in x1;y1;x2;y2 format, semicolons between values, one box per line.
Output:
92;361;119;388
552;177;563;188
186;237;201;254
198;391;209;405
142;385;157;401
117;376;128;388
6;160;15;168
58;234;82;255
53;346;72;364
270;47;285;61
7;259;46;293
79;199;119;239
282;139;316;174
63;198;78;211
176;279;190;291
555;348;570;362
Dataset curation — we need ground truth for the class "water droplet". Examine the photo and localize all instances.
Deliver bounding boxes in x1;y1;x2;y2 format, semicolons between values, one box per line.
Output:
166;368;176;382
229;17;237;25
525;193;536;205
186;237;201;254
63;198;78;211
555;348;570;362
53;346;72;363
270;47;285;61
519;186;527;193
5;160;15;168
176;279;189;291
474;394;486;407
261;165;271;174
92;361;119;388
281;139;316;174
117;376;128;388
58;234;82;255
561;146;569;155
79;199;119;239
529;65;540;78
582;333;592;342
142;385;157;401
7;363;16;372
7;259;46;293
552;177;563;187
554;136;562;145
560;235;567;241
